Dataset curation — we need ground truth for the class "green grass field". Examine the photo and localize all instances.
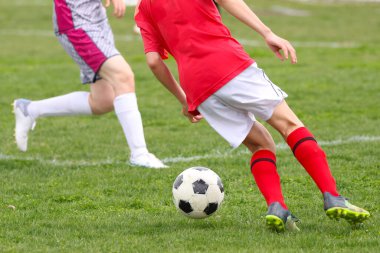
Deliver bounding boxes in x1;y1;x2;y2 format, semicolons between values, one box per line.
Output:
1;0;379;252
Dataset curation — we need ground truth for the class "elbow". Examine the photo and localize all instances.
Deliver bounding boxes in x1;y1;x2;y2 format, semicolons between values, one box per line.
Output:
146;53;162;70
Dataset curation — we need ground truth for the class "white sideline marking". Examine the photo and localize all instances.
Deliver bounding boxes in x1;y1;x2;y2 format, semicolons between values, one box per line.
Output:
1;136;379;167
271;6;311;16
0;29;360;49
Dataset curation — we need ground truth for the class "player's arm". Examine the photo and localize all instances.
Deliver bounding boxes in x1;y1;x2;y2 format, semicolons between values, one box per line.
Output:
215;0;297;64
103;0;126;18
146;52;203;123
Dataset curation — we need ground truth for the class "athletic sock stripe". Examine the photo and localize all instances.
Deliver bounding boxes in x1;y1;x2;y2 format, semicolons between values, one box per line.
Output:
292;137;317;154
250;158;276;169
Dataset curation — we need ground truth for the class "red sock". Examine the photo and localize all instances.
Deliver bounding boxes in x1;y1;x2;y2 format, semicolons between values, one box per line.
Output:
250;150;287;209
286;127;339;196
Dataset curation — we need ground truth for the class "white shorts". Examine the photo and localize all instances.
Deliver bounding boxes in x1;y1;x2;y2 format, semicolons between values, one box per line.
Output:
198;63;287;148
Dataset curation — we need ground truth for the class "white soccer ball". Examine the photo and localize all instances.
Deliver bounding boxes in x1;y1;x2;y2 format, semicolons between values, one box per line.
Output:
172;167;224;219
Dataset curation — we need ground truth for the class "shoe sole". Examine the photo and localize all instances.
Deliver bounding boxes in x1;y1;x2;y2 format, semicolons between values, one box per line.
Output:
266;215;285;232
326;207;370;224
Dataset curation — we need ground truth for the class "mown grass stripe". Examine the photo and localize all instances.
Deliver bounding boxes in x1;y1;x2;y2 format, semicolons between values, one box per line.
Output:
1;135;379;167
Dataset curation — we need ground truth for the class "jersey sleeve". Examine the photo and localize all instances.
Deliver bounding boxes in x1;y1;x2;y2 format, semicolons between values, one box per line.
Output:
135;3;168;59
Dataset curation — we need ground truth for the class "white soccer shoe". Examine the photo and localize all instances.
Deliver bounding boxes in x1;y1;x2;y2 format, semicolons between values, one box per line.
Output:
13;99;36;152
130;153;168;169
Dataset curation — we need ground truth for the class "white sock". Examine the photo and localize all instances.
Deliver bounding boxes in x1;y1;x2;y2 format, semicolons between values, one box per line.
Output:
28;92;92;119
113;93;149;158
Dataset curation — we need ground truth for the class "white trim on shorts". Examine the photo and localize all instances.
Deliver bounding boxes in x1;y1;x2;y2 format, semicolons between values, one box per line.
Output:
198;63;288;148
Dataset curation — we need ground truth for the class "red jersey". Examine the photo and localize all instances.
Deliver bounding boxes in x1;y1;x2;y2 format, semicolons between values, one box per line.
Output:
135;0;254;113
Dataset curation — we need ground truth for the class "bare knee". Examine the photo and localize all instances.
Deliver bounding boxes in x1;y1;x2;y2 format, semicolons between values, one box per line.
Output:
99;56;136;95
267;101;304;139
89;82;115;115
89;94;114;115
278;119;303;139
243;122;276;154
254;134;276;154
111;70;135;94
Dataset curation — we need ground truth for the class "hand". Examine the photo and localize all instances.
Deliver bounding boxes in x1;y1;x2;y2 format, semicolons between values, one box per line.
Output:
104;0;126;18
264;32;297;64
182;105;203;123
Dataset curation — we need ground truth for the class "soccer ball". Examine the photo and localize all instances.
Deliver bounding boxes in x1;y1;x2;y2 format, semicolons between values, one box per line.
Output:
172;167;224;219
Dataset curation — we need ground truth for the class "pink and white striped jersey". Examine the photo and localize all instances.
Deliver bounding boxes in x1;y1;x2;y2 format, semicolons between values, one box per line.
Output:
53;0;107;34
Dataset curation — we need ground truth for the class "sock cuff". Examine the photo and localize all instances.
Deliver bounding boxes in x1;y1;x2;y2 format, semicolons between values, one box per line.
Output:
250;150;276;170
114;93;138;114
286;127;315;150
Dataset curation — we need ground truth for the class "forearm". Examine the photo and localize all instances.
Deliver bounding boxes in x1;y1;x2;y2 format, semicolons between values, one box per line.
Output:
216;0;272;38
146;53;187;106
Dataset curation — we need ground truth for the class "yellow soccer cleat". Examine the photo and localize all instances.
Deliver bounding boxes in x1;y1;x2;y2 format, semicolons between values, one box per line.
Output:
324;192;370;225
266;202;300;233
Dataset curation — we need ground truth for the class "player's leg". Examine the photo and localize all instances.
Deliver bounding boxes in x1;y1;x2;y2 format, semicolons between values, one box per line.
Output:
89;79;115;115
98;56;166;168
16;80;115;119
13;91;94;152
13;69;118;153
267;100;370;223
13;76;115;153
243;123;299;232
242;122;285;209
198;92;298;232
243;122;296;232
267;100;339;196
13;17;114;152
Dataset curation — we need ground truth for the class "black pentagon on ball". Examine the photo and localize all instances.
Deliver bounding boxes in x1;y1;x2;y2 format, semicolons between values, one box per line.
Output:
179;200;193;213
193;167;209;171
192;179;209;194
173;174;184;189
217;177;224;193
204;202;218;215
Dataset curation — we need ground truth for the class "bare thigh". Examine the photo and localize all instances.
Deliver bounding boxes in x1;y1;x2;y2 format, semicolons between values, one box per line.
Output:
243;121;276;154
